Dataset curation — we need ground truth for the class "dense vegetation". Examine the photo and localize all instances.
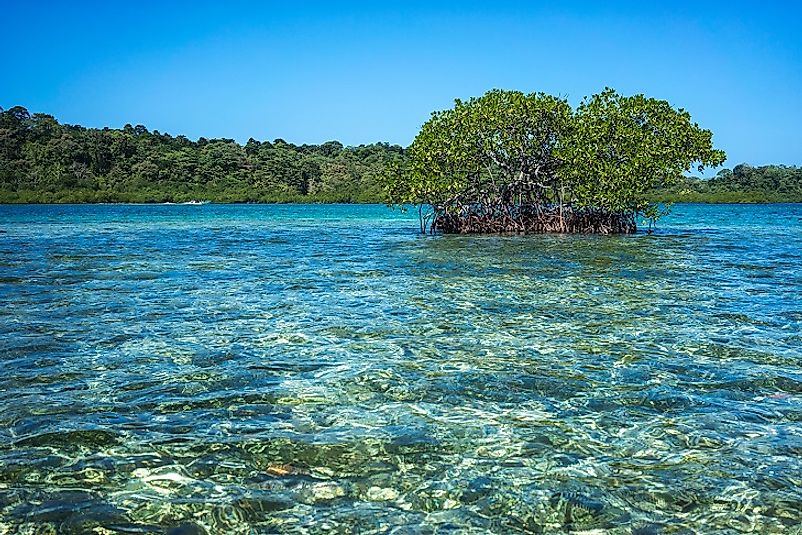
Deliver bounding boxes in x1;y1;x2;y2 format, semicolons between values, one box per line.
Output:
386;89;727;233
1;104;800;210
655;164;802;203
0;106;404;203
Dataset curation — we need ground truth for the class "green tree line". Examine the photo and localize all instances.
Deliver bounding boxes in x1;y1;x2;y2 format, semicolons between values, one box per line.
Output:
655;164;802;203
0;105;800;204
0;106;404;203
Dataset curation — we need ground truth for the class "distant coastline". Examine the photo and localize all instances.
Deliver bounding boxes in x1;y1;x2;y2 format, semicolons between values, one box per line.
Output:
2;199;802;207
2;190;801;205
2;107;801;205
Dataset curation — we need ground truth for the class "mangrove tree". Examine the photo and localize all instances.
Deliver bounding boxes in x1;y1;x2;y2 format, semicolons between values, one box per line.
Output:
385;88;726;234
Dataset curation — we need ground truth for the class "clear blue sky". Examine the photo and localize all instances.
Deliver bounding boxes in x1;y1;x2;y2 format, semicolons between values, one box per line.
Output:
2;1;800;172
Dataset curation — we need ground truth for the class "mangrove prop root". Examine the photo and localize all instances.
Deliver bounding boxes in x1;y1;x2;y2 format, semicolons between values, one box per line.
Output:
430;205;637;234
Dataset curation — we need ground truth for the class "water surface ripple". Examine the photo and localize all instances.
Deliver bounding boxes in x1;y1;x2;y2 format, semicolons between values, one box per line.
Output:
1;203;801;534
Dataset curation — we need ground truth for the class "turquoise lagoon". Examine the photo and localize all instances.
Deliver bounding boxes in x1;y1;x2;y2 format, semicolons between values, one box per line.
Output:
1;203;801;533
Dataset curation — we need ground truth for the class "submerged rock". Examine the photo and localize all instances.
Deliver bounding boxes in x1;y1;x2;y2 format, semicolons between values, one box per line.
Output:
549;491;608;529
298;481;347;503
167;523;208;535
461;476;495;503
366;486;400;501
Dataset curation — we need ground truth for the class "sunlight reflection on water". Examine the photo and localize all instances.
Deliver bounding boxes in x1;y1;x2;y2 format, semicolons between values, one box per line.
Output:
1;203;801;533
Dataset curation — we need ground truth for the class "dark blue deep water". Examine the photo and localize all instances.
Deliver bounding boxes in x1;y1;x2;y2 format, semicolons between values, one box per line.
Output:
1;203;801;533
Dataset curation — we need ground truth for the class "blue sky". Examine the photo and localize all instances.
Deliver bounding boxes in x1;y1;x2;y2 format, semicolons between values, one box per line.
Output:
1;1;800;172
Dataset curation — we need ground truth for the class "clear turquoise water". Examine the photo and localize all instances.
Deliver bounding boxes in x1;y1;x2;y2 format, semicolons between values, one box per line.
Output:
1;203;801;534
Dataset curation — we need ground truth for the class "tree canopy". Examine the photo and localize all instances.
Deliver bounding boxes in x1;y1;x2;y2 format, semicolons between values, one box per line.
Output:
655;163;802;203
386;88;727;233
386;90;572;229
0;106;404;203
0;103;799;208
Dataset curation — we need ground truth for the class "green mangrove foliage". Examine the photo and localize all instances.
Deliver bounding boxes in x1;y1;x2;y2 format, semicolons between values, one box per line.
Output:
386;88;727;233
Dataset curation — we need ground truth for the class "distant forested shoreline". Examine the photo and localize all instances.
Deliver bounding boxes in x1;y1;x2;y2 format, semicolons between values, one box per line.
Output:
652;166;802;203
1;106;800;204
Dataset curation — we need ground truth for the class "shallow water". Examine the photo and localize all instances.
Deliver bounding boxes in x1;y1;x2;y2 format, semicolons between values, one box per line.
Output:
1;203;801;534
